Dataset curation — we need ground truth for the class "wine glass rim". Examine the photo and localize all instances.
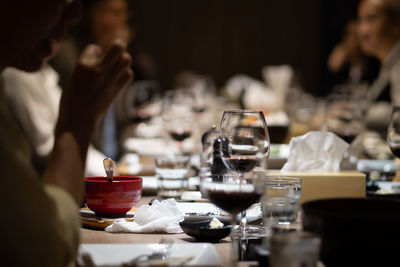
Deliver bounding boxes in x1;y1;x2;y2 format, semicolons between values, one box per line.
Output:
223;109;263;114
265;176;302;183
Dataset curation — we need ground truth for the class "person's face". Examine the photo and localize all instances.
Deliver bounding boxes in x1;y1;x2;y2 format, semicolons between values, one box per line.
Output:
358;0;400;58
90;0;130;48
0;0;81;72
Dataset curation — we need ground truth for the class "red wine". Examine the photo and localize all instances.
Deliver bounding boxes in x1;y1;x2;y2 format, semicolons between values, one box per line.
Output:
334;131;357;144
390;143;400;158
208;190;261;215
225;157;258;173
169;130;191;141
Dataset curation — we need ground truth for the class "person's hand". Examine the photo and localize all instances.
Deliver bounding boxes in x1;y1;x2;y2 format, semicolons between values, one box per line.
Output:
56;39;133;135
45;39;132;202
327;43;349;73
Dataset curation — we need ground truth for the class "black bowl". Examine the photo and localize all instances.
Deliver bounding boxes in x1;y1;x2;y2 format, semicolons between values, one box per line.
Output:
179;219;231;243
302;198;400;266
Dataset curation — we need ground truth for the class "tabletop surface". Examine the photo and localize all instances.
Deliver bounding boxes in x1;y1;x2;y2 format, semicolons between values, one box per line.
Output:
80;196;257;267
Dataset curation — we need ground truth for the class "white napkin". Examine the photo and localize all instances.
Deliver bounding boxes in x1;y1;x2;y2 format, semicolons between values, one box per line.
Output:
224;74;255;101
261;65;294;111
243;81;282;112
266;110;290;126
105;198;184;234
261;64;293;94
123;153;142;175
281;131;349;172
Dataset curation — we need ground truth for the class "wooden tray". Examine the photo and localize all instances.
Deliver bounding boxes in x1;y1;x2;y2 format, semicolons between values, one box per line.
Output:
80;207;136;230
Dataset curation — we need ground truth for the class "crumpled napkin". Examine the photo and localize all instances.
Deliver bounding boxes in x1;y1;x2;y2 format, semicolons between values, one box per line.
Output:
224;74;255;100
105;198;184;234
261;64;293;94
243;81;283;112
281;131;349;172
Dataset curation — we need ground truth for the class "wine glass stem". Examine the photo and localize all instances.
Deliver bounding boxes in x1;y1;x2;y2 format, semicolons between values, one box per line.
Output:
238;172;248;234
230;212;240;265
231;213;239;236
177;141;183;154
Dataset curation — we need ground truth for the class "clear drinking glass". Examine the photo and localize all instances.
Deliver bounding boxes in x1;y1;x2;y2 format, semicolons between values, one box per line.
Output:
219;110;270;235
155;155;190;198
262;176;302;234
387;106;400;159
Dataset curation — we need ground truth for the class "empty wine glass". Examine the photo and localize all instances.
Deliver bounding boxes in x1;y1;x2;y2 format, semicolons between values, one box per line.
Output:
219;110;270;236
325;97;364;145
387;106;400;159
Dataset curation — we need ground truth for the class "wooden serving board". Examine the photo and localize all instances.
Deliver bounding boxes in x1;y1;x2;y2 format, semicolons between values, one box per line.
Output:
80;207;136;230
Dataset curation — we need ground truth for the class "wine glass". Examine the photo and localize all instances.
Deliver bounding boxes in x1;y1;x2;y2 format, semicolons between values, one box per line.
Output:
162;89;194;154
199;163;265;261
325;97;364;169
387;106;400;159
325;97;364;144
219;110;270;235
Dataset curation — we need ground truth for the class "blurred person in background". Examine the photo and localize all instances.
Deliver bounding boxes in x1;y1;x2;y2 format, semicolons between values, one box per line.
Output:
51;0;157;160
327;19;379;90
2;63;107;176
0;0;132;266
358;0;400;135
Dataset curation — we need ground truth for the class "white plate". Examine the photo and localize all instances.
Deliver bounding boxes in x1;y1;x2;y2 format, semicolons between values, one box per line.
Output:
357;159;399;173
123;138;179;156
78;243;222;266
142;176;199;191
374;181;400;193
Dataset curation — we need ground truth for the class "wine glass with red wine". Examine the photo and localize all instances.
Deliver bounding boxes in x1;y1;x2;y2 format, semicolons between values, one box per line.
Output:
217;110;270;237
162;89;194;154
388;106;400;159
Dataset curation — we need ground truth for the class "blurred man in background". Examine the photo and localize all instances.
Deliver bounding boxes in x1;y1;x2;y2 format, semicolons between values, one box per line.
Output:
358;0;400;134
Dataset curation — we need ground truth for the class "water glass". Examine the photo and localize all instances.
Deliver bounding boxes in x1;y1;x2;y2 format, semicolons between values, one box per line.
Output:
262;176;302;232
155;155;190;198
269;231;321;267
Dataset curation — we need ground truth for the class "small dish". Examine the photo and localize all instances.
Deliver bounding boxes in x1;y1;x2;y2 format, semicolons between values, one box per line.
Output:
179;219;231;243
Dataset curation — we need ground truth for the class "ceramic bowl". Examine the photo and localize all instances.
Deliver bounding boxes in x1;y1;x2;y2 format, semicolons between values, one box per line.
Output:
179;219;231;242
85;176;142;217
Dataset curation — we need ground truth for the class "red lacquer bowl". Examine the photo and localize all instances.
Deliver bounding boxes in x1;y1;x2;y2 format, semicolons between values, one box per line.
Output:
85;176;142;217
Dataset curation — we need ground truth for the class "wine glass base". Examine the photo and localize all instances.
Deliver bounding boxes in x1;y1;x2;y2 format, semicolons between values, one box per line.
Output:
231;225;270;262
232;225;270;238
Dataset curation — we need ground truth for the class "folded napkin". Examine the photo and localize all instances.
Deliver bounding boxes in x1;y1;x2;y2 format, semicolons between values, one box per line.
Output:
281;131;349;172
105;198;184;234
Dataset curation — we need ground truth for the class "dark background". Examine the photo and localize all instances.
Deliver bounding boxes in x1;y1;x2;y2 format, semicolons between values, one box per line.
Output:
130;0;361;96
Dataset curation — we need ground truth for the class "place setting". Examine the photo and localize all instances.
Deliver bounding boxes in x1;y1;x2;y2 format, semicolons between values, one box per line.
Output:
78;99;400;267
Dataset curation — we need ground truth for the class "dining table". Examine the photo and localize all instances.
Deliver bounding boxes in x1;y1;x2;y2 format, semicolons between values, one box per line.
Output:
80;196;258;267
